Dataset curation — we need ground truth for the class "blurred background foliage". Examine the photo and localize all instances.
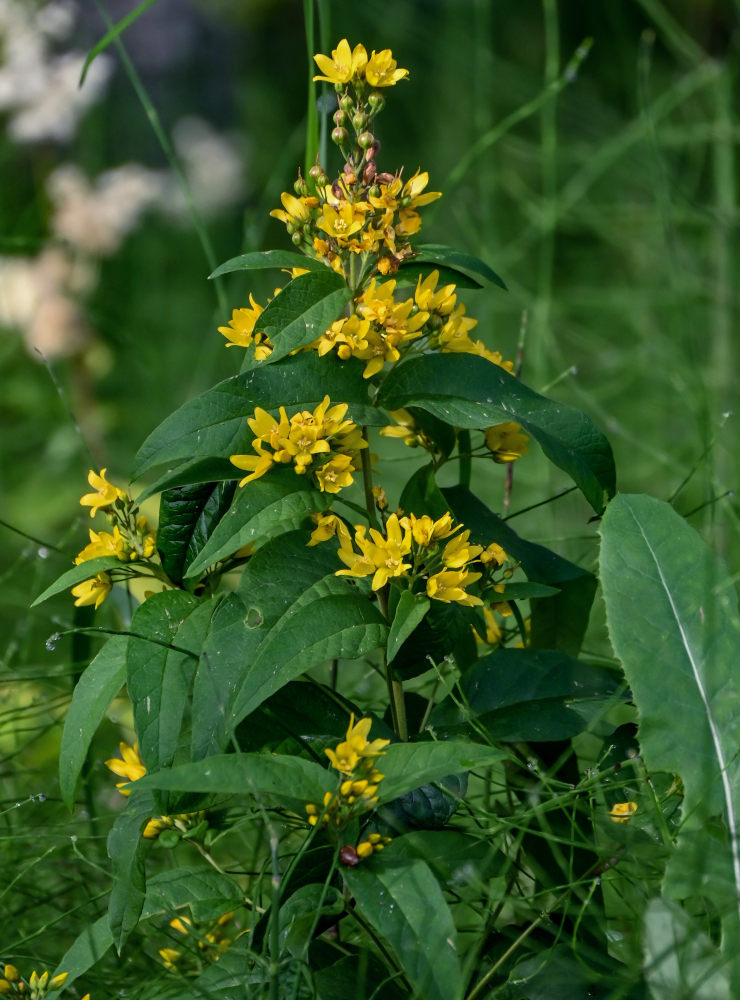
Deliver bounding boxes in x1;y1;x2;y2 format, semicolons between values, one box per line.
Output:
1;0;738;985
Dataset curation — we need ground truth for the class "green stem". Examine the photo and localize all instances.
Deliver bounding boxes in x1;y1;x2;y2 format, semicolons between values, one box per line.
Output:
360;429;379;530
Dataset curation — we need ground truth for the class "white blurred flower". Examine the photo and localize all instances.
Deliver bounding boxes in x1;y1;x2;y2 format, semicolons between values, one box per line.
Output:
0;246;94;358
47;163;166;256
0;0;111;143
165;116;246;219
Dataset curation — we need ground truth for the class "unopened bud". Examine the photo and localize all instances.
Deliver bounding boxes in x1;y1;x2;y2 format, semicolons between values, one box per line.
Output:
333;109;347;127
352;111;367;131
368;91;385;112
291;232;303;246
358;131;375;150
331;127;349;145
309;163;323;181
363;161;377;185
339;94;354;113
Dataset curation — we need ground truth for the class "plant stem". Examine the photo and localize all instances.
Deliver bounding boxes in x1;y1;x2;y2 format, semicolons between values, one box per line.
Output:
360;429;379;530
457;430;472;488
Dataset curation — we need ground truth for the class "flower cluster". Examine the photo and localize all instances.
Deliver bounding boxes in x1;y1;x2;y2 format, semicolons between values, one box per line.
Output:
71;469;158;609
305;715;389;832
311;511;487;607
105;743;203;840
229;396;367;494
159;912;236;974
0;967;82;1000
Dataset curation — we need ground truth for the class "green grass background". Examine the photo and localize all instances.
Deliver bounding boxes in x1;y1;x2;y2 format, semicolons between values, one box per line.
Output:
1;0;738;986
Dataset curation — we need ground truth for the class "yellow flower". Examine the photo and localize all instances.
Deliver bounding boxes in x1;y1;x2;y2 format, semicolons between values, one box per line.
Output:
484;422;529;463
365;47;409;87
315;454;356;493
317;202;365;242
414;270;456;314
427;568;483;606
441;529;484;569
609;801;638;823
400;169;441;208
217;295;269;353
307;512;343;546
105;741;146;793
269;190;315;228
325;714;390;774
401;511;458;547
313;39;368;85
159;947;181;971
71;572;111;609
79;468;126;517
75;525;127;564
229;445;275;487
481;542;508;566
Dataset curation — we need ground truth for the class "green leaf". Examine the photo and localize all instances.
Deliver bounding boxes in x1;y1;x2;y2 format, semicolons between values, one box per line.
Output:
107;790;156;952
379;354;616;513
385;830;503;887
343;858;462;1000
60;635;127;808
399;462;450;521
79;0;157;84
209;250;326;279
136;457;239;503
31;556;126;607
49;915;112;995
600;494;740;943
135;752;333;813
643;898;731;999
431;648;621;742
132;352;383;479
380;774;467;831
444;485;596;654
126;591;204;771
142;866;243;922
231;589;388;727
157;480;236;585
387;591;430;665
257;269;353;363
378;740;507;803
403;243;507;289
278;884;343;957
184;467;331;577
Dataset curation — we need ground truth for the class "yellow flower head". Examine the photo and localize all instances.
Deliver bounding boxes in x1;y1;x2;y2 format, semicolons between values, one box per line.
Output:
325;714;390;774
217;295;268;351
313;39;368;85
75;525;127;565
71;572;112;610
481;542;508;567
427;568;483;606
105;741;146;794
484;422;530;463
609;801;638;823
365;47;409;87
80;468;126;517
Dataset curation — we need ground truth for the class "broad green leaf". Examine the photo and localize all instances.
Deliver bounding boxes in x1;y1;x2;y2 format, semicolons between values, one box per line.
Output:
431;648;621;742
278;884;343;957
231;589;388;727
132;352;383;479
126;591;203;771
209;249;326;279
142;866;243;922
379;354;616;513
601;494;740;963
385;830;503;887
107;790;156;952
402;243;506;289
31;556;126;607
136;457;238;503
192;532;340;757
378;740;507;803
387;591;430;665
489;581;560;601
643;898;731;1000
444;485;596;654
49;915;113;995
184;467;331;577
135;752;333;813
399;462;450;521
257;269;353;363
60;635;127;808
157;480;236;584
344;858;462;1000
380;774;467;831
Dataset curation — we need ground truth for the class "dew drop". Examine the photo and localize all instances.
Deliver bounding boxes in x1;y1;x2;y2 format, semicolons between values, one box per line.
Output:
38;546;50;560
45;633;61;651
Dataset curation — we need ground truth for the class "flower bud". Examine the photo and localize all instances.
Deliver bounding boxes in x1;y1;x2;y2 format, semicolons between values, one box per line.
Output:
339;844;360;867
339;94;354;113
363;161;377;185
358;131;375;150
352;111;367;132
365;141;380;161
309;163;323;181
331;127;349;145
291;232;303;246
333;109;347;127
334;82;344;93
368;91;385;112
